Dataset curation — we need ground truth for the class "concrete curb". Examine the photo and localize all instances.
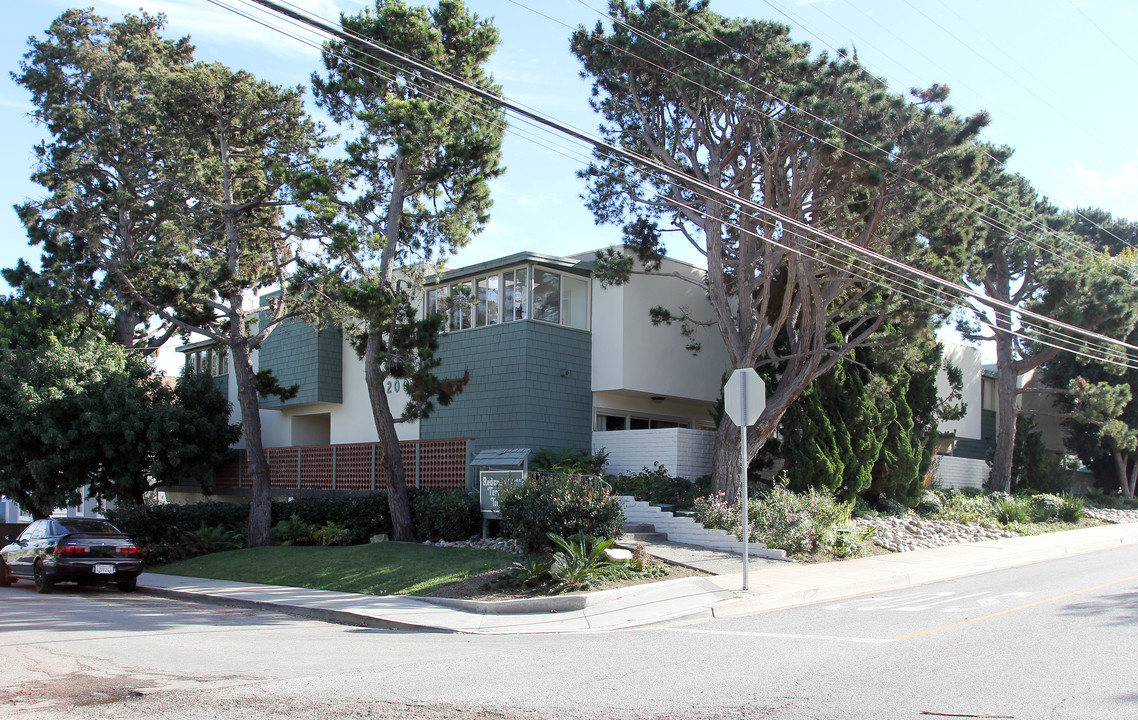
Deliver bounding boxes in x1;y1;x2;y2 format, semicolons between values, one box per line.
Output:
420;574;723;615
136;585;453;632
134;522;1138;634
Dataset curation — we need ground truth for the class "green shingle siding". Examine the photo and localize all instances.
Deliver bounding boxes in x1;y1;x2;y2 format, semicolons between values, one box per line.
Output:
257;318;343;408
421;320;592;458
212;374;229;402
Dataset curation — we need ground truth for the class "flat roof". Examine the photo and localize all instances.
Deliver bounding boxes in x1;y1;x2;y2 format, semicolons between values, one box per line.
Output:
426;252;594;285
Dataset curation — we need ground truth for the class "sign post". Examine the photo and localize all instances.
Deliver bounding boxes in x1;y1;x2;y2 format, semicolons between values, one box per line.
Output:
723;367;765;590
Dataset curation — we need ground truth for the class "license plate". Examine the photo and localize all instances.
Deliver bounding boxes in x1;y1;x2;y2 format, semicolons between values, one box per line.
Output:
94;564;116;575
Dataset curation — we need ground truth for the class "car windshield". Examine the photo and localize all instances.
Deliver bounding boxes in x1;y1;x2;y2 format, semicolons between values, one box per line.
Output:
54;519;122;535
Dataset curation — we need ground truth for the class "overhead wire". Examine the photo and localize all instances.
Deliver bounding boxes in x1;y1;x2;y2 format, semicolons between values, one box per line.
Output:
628;0;1138;274
222;0;1138;369
738;0;1138;261
246;0;1138;367
291;0;1138;361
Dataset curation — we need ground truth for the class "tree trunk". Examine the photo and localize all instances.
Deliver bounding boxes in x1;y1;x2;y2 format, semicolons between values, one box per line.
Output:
989;324;1019;494
711;416;778;504
230;343;273;547
364;331;415;542
1114;450;1137;499
113;308;138;349
711;420;741;502
1127;456;1138;499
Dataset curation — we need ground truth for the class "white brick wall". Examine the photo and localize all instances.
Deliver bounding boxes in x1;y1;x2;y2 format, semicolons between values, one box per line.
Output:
593;428;716;479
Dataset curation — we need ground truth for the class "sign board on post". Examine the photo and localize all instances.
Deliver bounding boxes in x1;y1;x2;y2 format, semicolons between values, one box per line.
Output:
724;368;764;426
724;367;765;591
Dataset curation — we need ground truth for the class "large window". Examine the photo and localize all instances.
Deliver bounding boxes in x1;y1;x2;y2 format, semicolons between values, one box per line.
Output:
595;412;688;431
429;264;588;331
185;346;228;377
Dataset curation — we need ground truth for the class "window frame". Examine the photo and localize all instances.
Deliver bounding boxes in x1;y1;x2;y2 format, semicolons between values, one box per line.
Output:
428;263;590;332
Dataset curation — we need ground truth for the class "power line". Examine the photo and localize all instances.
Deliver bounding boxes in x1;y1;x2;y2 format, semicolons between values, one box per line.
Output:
736;0;1138;261
628;0;1138;274
233;0;1138;368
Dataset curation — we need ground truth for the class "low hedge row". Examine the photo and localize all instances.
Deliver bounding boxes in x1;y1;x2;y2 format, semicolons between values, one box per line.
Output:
108;489;480;565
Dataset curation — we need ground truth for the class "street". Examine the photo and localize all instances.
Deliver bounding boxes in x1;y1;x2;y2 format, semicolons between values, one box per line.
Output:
3;544;1137;719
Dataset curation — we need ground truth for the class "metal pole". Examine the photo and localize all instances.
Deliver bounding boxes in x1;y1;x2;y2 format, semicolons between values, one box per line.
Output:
740;379;749;591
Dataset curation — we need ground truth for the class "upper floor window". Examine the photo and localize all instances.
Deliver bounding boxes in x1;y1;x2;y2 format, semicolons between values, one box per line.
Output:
428;264;588;331
185;346;229;377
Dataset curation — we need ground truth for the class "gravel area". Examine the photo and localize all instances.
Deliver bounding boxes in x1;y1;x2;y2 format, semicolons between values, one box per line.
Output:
1083;507;1138;524
854;516;1018;552
421;536;526;554
856;506;1138;553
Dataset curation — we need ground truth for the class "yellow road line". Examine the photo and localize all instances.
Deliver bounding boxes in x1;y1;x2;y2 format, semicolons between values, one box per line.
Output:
892;573;1138;641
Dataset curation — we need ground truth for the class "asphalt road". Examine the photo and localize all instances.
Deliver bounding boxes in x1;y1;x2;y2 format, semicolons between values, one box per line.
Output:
3;543;1137;719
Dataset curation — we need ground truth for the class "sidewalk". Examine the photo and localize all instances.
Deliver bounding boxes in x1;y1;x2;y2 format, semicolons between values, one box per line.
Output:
137;522;1138;634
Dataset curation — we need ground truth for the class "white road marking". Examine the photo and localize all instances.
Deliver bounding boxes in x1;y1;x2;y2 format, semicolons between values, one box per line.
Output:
664;628;892;645
822;590;1034;614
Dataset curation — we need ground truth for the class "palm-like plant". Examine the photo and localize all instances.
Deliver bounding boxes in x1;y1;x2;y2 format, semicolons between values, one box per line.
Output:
547;531;622;589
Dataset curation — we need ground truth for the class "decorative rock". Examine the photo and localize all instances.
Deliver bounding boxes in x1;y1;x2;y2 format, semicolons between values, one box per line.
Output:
370;534;388;543
855;515;1017;553
604;548;633;562
417;536;526;555
1084;507;1138;524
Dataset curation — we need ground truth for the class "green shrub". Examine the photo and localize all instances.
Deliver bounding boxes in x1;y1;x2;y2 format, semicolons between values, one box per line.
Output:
506;558;553;586
311;521;352;547
547;531;622;590
272;514;316;546
939;489;996;525
182;523;243;556
992;495;1030;524
877;495;911;516
689;480;859;558
914;489;945;517
410;489;480;541
497;473;624;553
109;501;248;550
1029;493;1065;522
608;463;710;510
530;447;609;475
832;525;875;558
748;482;852;556
1060;494;1086;523
693;492;740;534
270;494;391;545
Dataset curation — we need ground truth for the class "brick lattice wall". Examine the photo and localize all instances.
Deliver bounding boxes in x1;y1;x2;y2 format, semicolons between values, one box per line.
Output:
212;438;470;492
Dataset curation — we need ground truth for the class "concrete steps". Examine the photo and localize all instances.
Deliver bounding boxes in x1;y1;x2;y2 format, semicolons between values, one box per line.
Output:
620;522;668;543
618;497;788;560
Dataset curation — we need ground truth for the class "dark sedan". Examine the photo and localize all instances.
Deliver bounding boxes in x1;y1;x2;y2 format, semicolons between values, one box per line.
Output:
0;517;143;593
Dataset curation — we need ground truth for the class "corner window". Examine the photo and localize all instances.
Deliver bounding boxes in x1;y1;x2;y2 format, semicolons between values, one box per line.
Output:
561;275;589;330
429;264;588;331
503;267;528;321
184;347;228;377
532;270;561;324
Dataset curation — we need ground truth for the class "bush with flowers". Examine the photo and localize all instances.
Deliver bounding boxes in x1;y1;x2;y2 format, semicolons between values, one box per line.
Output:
693;478;861;557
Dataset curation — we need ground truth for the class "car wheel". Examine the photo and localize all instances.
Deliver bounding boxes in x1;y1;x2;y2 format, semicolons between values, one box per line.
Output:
0;560;11;588
117;577;137;593
33;560;54;594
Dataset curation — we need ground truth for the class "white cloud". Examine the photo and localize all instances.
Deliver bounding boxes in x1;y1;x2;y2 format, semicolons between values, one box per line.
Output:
1065;160;1138;220
38;0;367;61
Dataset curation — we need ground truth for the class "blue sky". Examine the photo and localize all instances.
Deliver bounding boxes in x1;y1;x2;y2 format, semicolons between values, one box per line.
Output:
3;0;1136;290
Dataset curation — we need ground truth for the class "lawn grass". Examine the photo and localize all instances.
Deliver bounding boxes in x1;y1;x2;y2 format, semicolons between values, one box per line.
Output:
151;542;517;597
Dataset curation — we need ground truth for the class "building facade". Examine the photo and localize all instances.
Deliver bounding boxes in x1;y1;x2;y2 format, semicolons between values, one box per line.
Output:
179;249;732;492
